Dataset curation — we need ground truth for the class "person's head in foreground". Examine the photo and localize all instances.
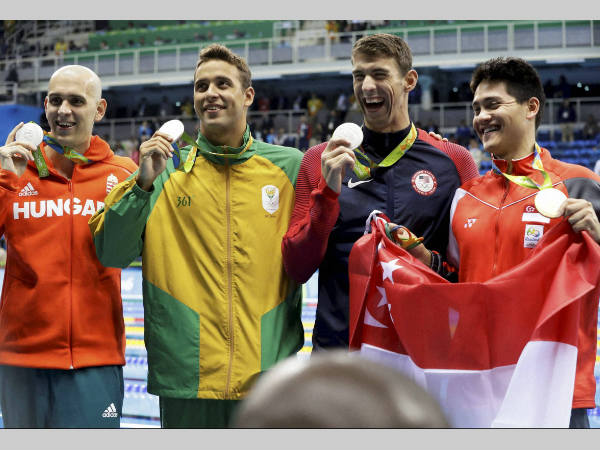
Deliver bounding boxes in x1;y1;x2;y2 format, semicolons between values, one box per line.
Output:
234;351;449;428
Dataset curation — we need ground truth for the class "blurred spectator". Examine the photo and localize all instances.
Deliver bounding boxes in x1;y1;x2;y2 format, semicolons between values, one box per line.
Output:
298;115;311;151
159;96;173;118
324;109;341;141
307;92;324;124
273;127;287;146
325;20;339;42
557;75;572;99
99;40;109;51
259;113;274;136
137;97;148;117
54;39;68;56
582;114;599;140
180;97;194;118
455;119;472;147
5;64;18;84
544;79;555;99
139;120;153;141
154;36;164;46
468;137;487;171
311;122;325;147
425;120;439;135
336;91;349;122
292;92;304;111
265;127;276;144
557;99;576;142
256;94;270;112
233;351;449;428
139;37;146;47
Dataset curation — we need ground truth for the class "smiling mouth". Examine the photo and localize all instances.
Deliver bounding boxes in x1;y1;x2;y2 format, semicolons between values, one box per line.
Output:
204;105;224;112
56;121;75;130
481;125;500;137
363;97;384;112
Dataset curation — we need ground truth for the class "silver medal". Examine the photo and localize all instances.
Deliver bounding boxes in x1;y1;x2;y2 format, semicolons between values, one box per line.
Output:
534;188;567;218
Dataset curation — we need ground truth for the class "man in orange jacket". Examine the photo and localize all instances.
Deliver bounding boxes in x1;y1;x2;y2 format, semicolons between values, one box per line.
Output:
0;65;137;427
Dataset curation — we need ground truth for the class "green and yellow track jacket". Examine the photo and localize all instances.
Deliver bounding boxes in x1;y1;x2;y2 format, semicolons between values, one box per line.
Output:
89;127;304;400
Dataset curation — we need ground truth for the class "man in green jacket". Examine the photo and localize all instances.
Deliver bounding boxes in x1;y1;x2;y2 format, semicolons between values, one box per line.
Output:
89;44;304;428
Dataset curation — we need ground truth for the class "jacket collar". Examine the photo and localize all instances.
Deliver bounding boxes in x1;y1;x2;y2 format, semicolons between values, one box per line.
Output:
492;145;551;177
195;125;254;165
33;135;113;171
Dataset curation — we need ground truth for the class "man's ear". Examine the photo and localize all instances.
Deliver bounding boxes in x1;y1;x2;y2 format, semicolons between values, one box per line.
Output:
244;86;255;108
526;97;540;121
404;69;418;93
95;98;107;122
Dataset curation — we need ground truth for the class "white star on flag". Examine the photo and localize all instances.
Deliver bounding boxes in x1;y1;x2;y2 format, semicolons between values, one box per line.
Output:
380;259;402;283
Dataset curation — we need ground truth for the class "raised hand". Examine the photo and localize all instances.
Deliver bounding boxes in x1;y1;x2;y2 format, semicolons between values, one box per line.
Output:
136;131;174;191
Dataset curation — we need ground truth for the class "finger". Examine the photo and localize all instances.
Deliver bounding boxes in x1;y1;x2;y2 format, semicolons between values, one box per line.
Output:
324;152;356;174
325;138;352;152
1;147;32;162
322;146;356;163
140;139;173;158
152;131;175;143
11;141;38;153
562;198;591;215
6;122;24;145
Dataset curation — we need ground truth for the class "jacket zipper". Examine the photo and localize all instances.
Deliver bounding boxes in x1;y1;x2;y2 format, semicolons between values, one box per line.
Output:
225;160;234;397
492;178;510;277
68;178;74;369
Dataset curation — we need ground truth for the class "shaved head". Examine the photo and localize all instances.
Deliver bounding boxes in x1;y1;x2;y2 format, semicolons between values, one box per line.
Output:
49;65;102;102
44;65;107;153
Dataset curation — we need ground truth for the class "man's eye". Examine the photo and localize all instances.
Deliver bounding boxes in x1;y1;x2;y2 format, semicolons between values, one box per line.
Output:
50;98;61;105
196;83;207;91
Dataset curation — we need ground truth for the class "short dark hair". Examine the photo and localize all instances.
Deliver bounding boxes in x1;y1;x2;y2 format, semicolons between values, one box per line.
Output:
352;33;412;76
196;44;252;90
470;57;545;129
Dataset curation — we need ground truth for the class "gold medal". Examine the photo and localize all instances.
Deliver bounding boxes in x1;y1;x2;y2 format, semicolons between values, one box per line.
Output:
534;188;567;218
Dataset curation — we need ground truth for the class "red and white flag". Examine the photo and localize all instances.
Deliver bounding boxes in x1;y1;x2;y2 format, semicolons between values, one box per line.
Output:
349;212;600;428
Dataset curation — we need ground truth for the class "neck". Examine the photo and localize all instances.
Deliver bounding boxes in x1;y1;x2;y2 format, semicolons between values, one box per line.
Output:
46;146;75;179
202;123;246;148
364;109;410;134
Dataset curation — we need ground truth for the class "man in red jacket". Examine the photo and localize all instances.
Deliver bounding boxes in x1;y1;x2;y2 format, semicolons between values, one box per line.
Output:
0;65;137;427
410;57;600;428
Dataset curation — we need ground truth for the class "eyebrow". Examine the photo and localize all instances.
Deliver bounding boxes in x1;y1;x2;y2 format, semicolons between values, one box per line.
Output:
195;76;233;85
472;95;502;106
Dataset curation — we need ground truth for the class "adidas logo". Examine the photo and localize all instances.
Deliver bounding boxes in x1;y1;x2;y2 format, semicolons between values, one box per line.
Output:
102;403;118;418
18;182;38;197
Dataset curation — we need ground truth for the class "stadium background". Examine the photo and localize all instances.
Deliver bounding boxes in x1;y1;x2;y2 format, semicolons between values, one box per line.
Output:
0;19;599;428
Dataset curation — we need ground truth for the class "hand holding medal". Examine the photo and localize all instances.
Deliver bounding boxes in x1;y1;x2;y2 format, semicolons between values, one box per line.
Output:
492;143;568;219
0;122;42;177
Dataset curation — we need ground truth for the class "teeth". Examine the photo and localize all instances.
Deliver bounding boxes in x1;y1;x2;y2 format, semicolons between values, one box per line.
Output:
483;126;499;134
58;122;74;127
205;105;222;111
365;98;383;104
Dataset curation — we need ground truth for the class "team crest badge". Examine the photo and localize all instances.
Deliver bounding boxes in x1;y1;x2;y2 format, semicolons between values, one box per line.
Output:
411;170;437;196
106;174;118;194
262;185;279;214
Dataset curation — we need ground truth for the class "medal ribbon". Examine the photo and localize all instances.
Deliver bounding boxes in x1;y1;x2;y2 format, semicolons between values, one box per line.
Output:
490;143;553;191
42;133;93;164
173;130;254;173
31;132;95;178
352;123;417;180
